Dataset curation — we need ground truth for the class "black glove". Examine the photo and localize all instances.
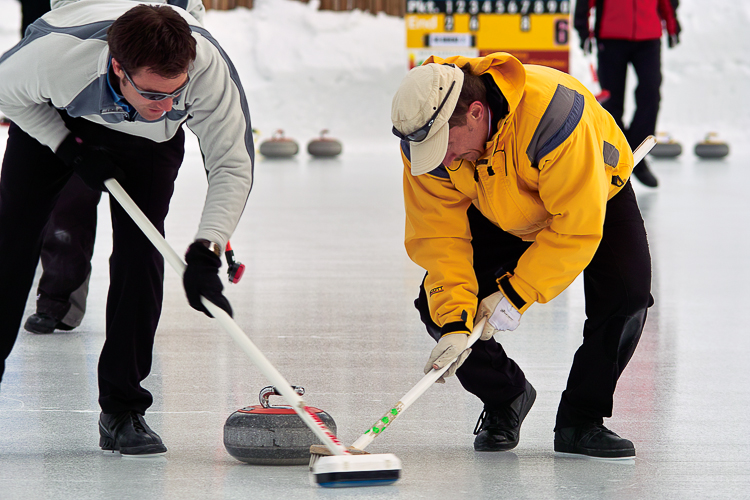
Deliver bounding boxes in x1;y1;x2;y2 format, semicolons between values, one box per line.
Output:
668;17;681;48
56;133;125;191
581;35;593;55
183;241;233;318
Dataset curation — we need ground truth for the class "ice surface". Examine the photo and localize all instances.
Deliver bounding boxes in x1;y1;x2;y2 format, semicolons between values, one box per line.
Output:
0;1;749;499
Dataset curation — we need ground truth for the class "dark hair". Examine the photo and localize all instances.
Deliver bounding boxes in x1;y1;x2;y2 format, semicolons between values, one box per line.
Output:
448;64;489;128
108;5;196;78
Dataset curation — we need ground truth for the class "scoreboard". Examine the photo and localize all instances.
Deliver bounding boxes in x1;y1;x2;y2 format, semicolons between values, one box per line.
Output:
405;0;571;72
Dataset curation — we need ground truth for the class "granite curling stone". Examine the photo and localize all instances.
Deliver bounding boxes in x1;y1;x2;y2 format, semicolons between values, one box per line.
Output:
650;133;682;158
259;129;299;158
224;386;337;465
694;133;729;159
307;129;342;157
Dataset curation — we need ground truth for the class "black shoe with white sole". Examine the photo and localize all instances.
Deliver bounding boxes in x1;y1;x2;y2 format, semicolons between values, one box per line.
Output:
554;422;635;459
99;411;167;456
473;381;536;451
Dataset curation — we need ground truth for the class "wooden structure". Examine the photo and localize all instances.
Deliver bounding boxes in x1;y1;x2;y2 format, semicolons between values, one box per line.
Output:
202;0;405;17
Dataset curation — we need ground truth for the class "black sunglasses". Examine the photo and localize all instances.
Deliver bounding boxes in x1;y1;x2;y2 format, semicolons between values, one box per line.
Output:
122;67;189;101
392;79;456;143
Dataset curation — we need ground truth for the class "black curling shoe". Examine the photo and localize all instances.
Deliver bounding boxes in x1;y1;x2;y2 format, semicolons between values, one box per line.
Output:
632;159;658;187
99;411;167;456
473;380;536;451
24;313;75;334
554;422;635;459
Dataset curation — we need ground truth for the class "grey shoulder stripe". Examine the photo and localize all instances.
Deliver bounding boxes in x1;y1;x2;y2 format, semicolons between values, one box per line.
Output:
603;141;620;167
526;84;584;168
190;26;255;189
65;76;110;118
0;19;111;65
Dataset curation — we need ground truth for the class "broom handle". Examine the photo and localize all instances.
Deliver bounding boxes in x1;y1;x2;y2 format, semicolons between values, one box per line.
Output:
351;317;486;451
104;179;350;457
633;135;656;165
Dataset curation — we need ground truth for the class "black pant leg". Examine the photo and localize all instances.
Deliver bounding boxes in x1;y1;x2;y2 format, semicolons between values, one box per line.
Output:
0;122;73;381
20;0;50;35
597;39;632;132
415;204;531;409
555;181;653;429
626;39;662;148
91;125;185;414
36;174;101;326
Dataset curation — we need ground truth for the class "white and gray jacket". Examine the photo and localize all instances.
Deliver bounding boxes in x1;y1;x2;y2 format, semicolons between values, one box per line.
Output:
0;0;253;248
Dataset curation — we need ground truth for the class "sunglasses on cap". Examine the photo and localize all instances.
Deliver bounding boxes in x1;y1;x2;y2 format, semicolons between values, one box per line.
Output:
122;67;189;101
392;72;457;143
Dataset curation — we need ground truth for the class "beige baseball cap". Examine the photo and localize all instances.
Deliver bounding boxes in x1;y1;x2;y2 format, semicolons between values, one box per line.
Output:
391;63;464;176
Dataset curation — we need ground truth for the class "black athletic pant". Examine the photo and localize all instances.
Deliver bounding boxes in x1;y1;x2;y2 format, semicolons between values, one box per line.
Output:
597;38;662;151
35;174;101;328
416;181;653;429
0;115;184;414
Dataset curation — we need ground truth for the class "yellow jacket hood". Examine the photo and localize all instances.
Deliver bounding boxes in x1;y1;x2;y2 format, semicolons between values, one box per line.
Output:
425;53;526;118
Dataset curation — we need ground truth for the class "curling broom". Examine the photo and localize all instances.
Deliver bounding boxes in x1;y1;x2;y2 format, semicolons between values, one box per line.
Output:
104;178;401;488
309;317;485;463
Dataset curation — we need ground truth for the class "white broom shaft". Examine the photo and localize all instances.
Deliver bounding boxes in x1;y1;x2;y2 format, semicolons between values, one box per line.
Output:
200;301;348;456
351;317;486;451
401;317;485;407
633;135;656;165
104;178;349;457
105;180;187;275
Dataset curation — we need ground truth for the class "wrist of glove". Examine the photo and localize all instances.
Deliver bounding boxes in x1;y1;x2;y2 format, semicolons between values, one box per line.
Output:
183;241;233;318
477;291;522;341
56;133;125;192
667;33;680;48
424;333;471;383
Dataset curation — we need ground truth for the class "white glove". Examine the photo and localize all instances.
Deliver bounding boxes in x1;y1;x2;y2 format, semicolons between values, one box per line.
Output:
477;291;522;340
424;333;471;383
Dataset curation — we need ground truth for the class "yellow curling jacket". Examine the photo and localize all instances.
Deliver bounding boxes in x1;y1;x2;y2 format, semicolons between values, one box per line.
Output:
402;53;633;335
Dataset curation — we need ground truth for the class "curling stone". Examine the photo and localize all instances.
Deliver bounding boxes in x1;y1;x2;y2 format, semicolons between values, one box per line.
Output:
224;386;336;465
695;133;730;158
650;132;682;158
259;129;299;158
307;129;342;157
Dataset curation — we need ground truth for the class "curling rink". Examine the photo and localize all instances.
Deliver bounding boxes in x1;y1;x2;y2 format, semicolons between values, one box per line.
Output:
1;130;749;499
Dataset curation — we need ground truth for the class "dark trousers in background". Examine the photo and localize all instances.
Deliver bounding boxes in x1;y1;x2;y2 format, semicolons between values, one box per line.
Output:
36;174;101;328
0;115;185;414
20;0;51;35
416;181;653;429
597;38;662;151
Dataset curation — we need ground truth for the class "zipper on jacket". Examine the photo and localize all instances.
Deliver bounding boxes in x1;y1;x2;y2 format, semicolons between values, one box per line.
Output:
474;149;506;228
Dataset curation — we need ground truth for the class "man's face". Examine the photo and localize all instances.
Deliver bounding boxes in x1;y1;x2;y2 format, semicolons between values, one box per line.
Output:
441;102;489;166
112;59;188;122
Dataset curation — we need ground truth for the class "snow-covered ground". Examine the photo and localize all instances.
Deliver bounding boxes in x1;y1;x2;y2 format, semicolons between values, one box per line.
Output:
1;0;748;153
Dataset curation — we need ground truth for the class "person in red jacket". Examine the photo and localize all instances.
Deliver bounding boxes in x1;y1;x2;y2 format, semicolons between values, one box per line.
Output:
575;0;680;188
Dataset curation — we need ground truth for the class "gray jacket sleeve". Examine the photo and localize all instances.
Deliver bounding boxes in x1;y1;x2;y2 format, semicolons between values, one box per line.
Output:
185;31;254;248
